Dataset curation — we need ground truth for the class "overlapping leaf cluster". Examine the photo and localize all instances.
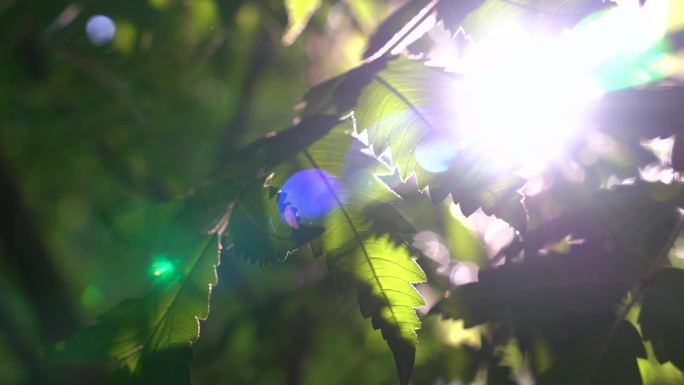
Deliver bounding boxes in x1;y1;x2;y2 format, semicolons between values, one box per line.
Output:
53;1;684;385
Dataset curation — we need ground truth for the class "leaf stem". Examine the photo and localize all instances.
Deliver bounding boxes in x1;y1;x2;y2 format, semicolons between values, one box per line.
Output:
301;148;402;328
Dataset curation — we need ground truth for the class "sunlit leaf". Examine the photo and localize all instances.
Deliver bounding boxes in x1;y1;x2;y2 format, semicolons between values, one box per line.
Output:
252;120;428;384
459;0;615;38
327;235;426;385
53;232;220;378
303;57;460;186
50;179;243;383
282;0;322;45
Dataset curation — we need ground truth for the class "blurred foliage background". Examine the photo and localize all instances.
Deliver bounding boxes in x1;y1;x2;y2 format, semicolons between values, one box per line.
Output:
3;1;684;385
0;1;451;384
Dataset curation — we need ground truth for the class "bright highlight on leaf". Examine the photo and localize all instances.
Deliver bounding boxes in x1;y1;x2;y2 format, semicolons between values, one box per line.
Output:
444;1;672;172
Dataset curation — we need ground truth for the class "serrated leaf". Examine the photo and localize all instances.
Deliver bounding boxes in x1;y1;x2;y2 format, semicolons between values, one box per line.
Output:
222;178;325;264
639;268;684;372
50;178;244;384
432;240;635;328
53;232;220;374
255;120;427;384
302;57;459;186
328;235;426;385
430;157;528;233
302;56;531;232
353;57;458;185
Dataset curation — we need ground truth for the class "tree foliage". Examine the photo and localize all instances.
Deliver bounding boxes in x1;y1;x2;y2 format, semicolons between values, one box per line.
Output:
3;1;684;385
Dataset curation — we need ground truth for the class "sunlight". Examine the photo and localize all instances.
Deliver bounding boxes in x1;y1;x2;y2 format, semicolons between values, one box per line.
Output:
447;0;672;172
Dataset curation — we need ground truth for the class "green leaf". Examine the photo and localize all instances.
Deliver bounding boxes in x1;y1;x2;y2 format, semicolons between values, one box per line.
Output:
430;157;528;233
260;121;427;384
53;232;220;375
328;234;426;385
302;57;459;186
282;0;322;45
105;347;194;385
302;57;530;231
221;178;325;264
639;268;684;372
352;57;458;185
51;180;243;383
459;0;615;38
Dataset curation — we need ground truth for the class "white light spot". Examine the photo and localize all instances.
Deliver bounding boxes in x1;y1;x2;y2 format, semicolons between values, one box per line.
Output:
449;262;479;286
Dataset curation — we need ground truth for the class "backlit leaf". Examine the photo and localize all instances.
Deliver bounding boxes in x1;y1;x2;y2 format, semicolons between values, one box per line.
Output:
282;0;322;45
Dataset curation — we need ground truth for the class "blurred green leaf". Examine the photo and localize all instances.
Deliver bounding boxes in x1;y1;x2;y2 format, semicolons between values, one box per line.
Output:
282;0;322;46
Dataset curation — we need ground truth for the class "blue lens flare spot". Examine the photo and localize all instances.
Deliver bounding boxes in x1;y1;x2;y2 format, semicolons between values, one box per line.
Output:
278;169;347;227
86;15;116;46
416;135;458;173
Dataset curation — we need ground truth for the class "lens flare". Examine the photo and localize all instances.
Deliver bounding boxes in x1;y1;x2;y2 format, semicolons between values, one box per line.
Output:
445;1;673;172
149;255;176;281
278;169;347;228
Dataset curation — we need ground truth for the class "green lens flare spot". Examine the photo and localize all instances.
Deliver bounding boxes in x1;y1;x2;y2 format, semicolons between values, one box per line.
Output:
149;254;176;281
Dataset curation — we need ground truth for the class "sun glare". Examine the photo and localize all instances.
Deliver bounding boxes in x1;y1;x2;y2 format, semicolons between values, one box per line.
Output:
445;0;672;173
